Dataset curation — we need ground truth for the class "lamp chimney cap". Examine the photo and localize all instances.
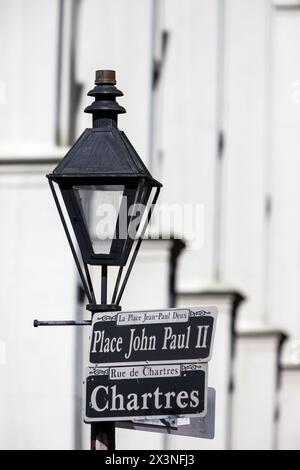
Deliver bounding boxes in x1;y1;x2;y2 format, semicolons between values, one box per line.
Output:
95;70;116;85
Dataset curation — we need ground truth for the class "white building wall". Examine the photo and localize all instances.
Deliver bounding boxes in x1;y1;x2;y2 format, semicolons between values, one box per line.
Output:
76;0;153;165
231;332;283;450
0;164;77;449
0;0;58;146
0;0;300;450
267;4;300;337
278;366;300;449
221;0;272;327
158;0;219;289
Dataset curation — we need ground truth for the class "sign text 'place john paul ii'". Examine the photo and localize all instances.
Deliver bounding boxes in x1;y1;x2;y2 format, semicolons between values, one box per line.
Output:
89;307;217;365
84;363;207;422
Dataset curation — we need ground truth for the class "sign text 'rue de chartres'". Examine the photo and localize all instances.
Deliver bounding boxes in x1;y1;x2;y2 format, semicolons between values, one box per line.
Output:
84;307;217;423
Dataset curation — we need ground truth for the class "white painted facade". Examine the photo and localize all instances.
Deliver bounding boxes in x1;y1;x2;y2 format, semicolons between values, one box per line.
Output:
0;0;300;449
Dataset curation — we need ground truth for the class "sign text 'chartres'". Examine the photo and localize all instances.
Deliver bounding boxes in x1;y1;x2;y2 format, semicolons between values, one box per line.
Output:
84;363;207;422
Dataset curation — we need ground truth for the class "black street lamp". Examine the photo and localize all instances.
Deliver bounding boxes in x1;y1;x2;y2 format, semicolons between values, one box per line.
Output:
48;70;161;314
36;70;161;449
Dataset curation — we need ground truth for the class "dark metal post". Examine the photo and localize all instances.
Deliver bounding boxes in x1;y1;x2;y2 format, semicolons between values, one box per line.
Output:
91;421;115;451
101;265;108;304
90;300;116;450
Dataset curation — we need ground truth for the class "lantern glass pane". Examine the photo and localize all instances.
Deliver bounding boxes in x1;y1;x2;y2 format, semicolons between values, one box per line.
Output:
73;185;125;255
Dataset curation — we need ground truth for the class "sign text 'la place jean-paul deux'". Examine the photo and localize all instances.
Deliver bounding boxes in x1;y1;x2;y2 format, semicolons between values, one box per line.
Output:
84;307;217;422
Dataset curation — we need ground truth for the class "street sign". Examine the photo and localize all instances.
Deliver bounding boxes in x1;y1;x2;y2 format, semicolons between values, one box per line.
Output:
84;363;207;422
89;307;217;366
116;387;216;440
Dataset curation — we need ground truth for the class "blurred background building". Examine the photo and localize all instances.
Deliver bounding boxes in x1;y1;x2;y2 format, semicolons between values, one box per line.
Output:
0;0;300;450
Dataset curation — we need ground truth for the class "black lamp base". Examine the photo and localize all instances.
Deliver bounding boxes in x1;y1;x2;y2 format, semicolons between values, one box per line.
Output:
86;304;121;313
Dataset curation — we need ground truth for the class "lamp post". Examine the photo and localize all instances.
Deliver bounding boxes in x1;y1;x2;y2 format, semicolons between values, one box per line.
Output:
38;70;161;450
